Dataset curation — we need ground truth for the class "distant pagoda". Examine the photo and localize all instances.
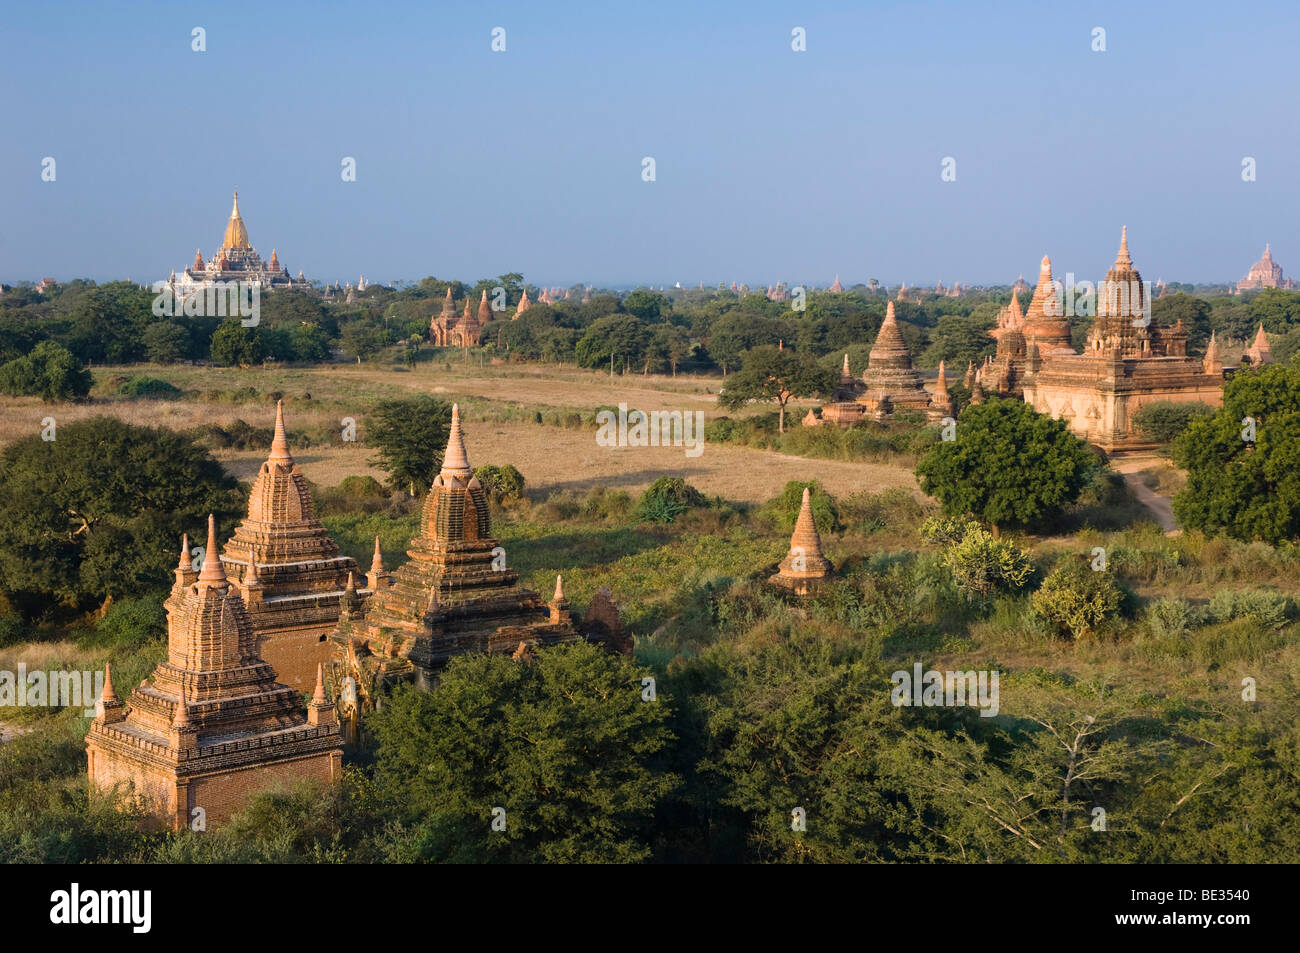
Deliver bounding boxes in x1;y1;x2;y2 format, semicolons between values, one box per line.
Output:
87;515;341;831
859;301;930;416
220;401;361;690
330;405;629;721
1237;244;1294;292
165;191;313;299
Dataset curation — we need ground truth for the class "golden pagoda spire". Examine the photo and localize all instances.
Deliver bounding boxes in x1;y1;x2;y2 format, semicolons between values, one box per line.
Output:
440;404;472;478
221;190;251;250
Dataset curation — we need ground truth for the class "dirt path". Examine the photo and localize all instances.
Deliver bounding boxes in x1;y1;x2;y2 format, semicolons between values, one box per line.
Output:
1112;455;1180;535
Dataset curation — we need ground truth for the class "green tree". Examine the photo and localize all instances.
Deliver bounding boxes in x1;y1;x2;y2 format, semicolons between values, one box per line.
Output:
140;322;189;363
0;340;92;401
339;322;384;363
574;315;648;372
288;323;330;362
1172;363;1300;543
369;642;677;863
209;321;267;366
1131;400;1215;443
365;396;452;494
718;346;837;433
915;398;1097;533
0;418;239;614
622;289;669;322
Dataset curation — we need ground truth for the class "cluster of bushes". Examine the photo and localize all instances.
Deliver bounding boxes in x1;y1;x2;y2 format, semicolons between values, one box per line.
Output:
0;341;91;401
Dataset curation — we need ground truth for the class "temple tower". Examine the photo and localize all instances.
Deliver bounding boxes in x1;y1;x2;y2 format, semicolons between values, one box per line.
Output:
221;401;359;690
859;301;930;416
87;515;342;831
330;405;621;714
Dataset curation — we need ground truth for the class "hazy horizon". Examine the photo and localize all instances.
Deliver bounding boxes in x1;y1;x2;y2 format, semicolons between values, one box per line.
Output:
4;0;1297;288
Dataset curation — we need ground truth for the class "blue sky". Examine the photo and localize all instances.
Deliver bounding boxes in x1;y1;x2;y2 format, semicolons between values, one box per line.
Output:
2;0;1297;287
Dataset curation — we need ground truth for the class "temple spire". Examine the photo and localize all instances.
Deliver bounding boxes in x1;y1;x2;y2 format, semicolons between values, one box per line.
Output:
312;663;328;706
554;573;564;601
268;400;292;465
842;352;851;378
934;360;949;396
173;682;190;727
441;404;472;477
370;536;384;574
177;533;191;570
1114;226;1133;269
102;663;118;704
197;514;228;588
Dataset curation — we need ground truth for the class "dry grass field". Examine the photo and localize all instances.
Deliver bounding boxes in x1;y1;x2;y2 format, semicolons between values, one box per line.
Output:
0;361;921;504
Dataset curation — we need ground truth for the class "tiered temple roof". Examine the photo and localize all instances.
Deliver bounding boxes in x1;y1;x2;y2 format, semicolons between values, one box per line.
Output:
165;191;312;298
859;301;930;415
330;405;627;715
1022;229;1225;450
220;401;359;690
87;515;341;830
1022;255;1074;356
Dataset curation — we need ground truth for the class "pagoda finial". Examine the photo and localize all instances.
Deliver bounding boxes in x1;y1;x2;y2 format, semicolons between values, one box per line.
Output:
441;404;472;476
102;663;118;705
935;360;949;392
197;514;227;587
1115;226;1132;268
553;573;564;601
173;682;190;727
842;352;851;377
268;400;292;464
312;663;328;706
370;536;384;573
177;533;190;570
885;300;897;322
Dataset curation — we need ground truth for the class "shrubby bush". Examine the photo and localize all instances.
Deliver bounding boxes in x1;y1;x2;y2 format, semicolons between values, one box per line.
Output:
1031;560;1127;640
1206;589;1293;630
0;341;92;401
115;376;182;399
635;477;706;524
1132;400;1215;443
474;464;526;502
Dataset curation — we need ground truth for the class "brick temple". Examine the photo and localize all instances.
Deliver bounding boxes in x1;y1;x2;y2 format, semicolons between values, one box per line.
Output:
87;515;342;831
221;401;361;690
1020;229;1229;450
429;286;487;347
330;404;630;726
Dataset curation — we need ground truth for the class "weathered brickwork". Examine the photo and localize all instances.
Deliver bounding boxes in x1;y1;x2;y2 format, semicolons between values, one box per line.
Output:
86;514;342;831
